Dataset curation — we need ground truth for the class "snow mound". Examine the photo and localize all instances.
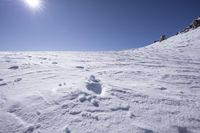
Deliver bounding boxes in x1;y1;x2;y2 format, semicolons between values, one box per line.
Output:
86;75;102;94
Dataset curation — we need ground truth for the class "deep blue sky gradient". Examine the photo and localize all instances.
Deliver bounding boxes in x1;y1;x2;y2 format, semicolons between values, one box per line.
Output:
0;0;200;51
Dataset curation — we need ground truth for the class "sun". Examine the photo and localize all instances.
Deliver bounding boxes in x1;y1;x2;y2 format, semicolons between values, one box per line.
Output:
24;0;41;10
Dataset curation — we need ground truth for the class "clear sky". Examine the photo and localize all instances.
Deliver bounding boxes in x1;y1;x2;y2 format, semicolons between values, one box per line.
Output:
0;0;200;51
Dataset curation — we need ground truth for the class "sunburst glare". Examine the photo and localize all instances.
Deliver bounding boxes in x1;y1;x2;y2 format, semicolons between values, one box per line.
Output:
23;0;42;10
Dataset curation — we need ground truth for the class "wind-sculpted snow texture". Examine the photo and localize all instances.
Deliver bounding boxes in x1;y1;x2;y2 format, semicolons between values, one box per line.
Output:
0;28;200;133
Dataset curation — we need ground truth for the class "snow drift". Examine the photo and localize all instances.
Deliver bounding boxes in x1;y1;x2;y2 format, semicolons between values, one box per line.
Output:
0;27;200;133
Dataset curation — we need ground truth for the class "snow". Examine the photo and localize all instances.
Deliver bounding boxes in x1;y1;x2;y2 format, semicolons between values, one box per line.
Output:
0;27;200;133
86;75;102;94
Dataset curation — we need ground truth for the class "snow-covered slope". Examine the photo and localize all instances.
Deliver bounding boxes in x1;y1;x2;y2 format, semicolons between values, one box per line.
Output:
0;28;200;133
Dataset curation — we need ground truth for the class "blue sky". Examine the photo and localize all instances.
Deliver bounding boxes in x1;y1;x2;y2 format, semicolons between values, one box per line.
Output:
0;0;200;51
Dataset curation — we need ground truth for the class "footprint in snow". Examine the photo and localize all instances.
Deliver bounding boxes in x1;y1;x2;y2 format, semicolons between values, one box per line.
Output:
86;75;102;95
8;66;19;70
14;78;22;83
5;60;11;63
78;93;99;107
76;66;84;69
156;87;167;91
58;82;66;87
39;57;48;60
52;62;58;64
0;83;7;87
64;127;71;133
174;126;189;133
23;125;35;133
110;104;130;111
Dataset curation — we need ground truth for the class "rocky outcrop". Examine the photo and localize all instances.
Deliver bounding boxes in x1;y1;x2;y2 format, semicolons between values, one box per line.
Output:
178;16;200;34
192;17;200;29
154;16;200;43
160;35;167;42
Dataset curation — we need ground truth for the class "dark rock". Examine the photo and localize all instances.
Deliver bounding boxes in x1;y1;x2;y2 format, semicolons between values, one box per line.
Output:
192;18;200;29
160;35;167;42
154;40;159;43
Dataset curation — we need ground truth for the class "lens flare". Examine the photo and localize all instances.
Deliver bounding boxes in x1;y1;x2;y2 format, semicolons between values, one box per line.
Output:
24;0;41;10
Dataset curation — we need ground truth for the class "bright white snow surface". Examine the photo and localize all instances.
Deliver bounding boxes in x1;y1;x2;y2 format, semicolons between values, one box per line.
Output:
0;28;200;133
